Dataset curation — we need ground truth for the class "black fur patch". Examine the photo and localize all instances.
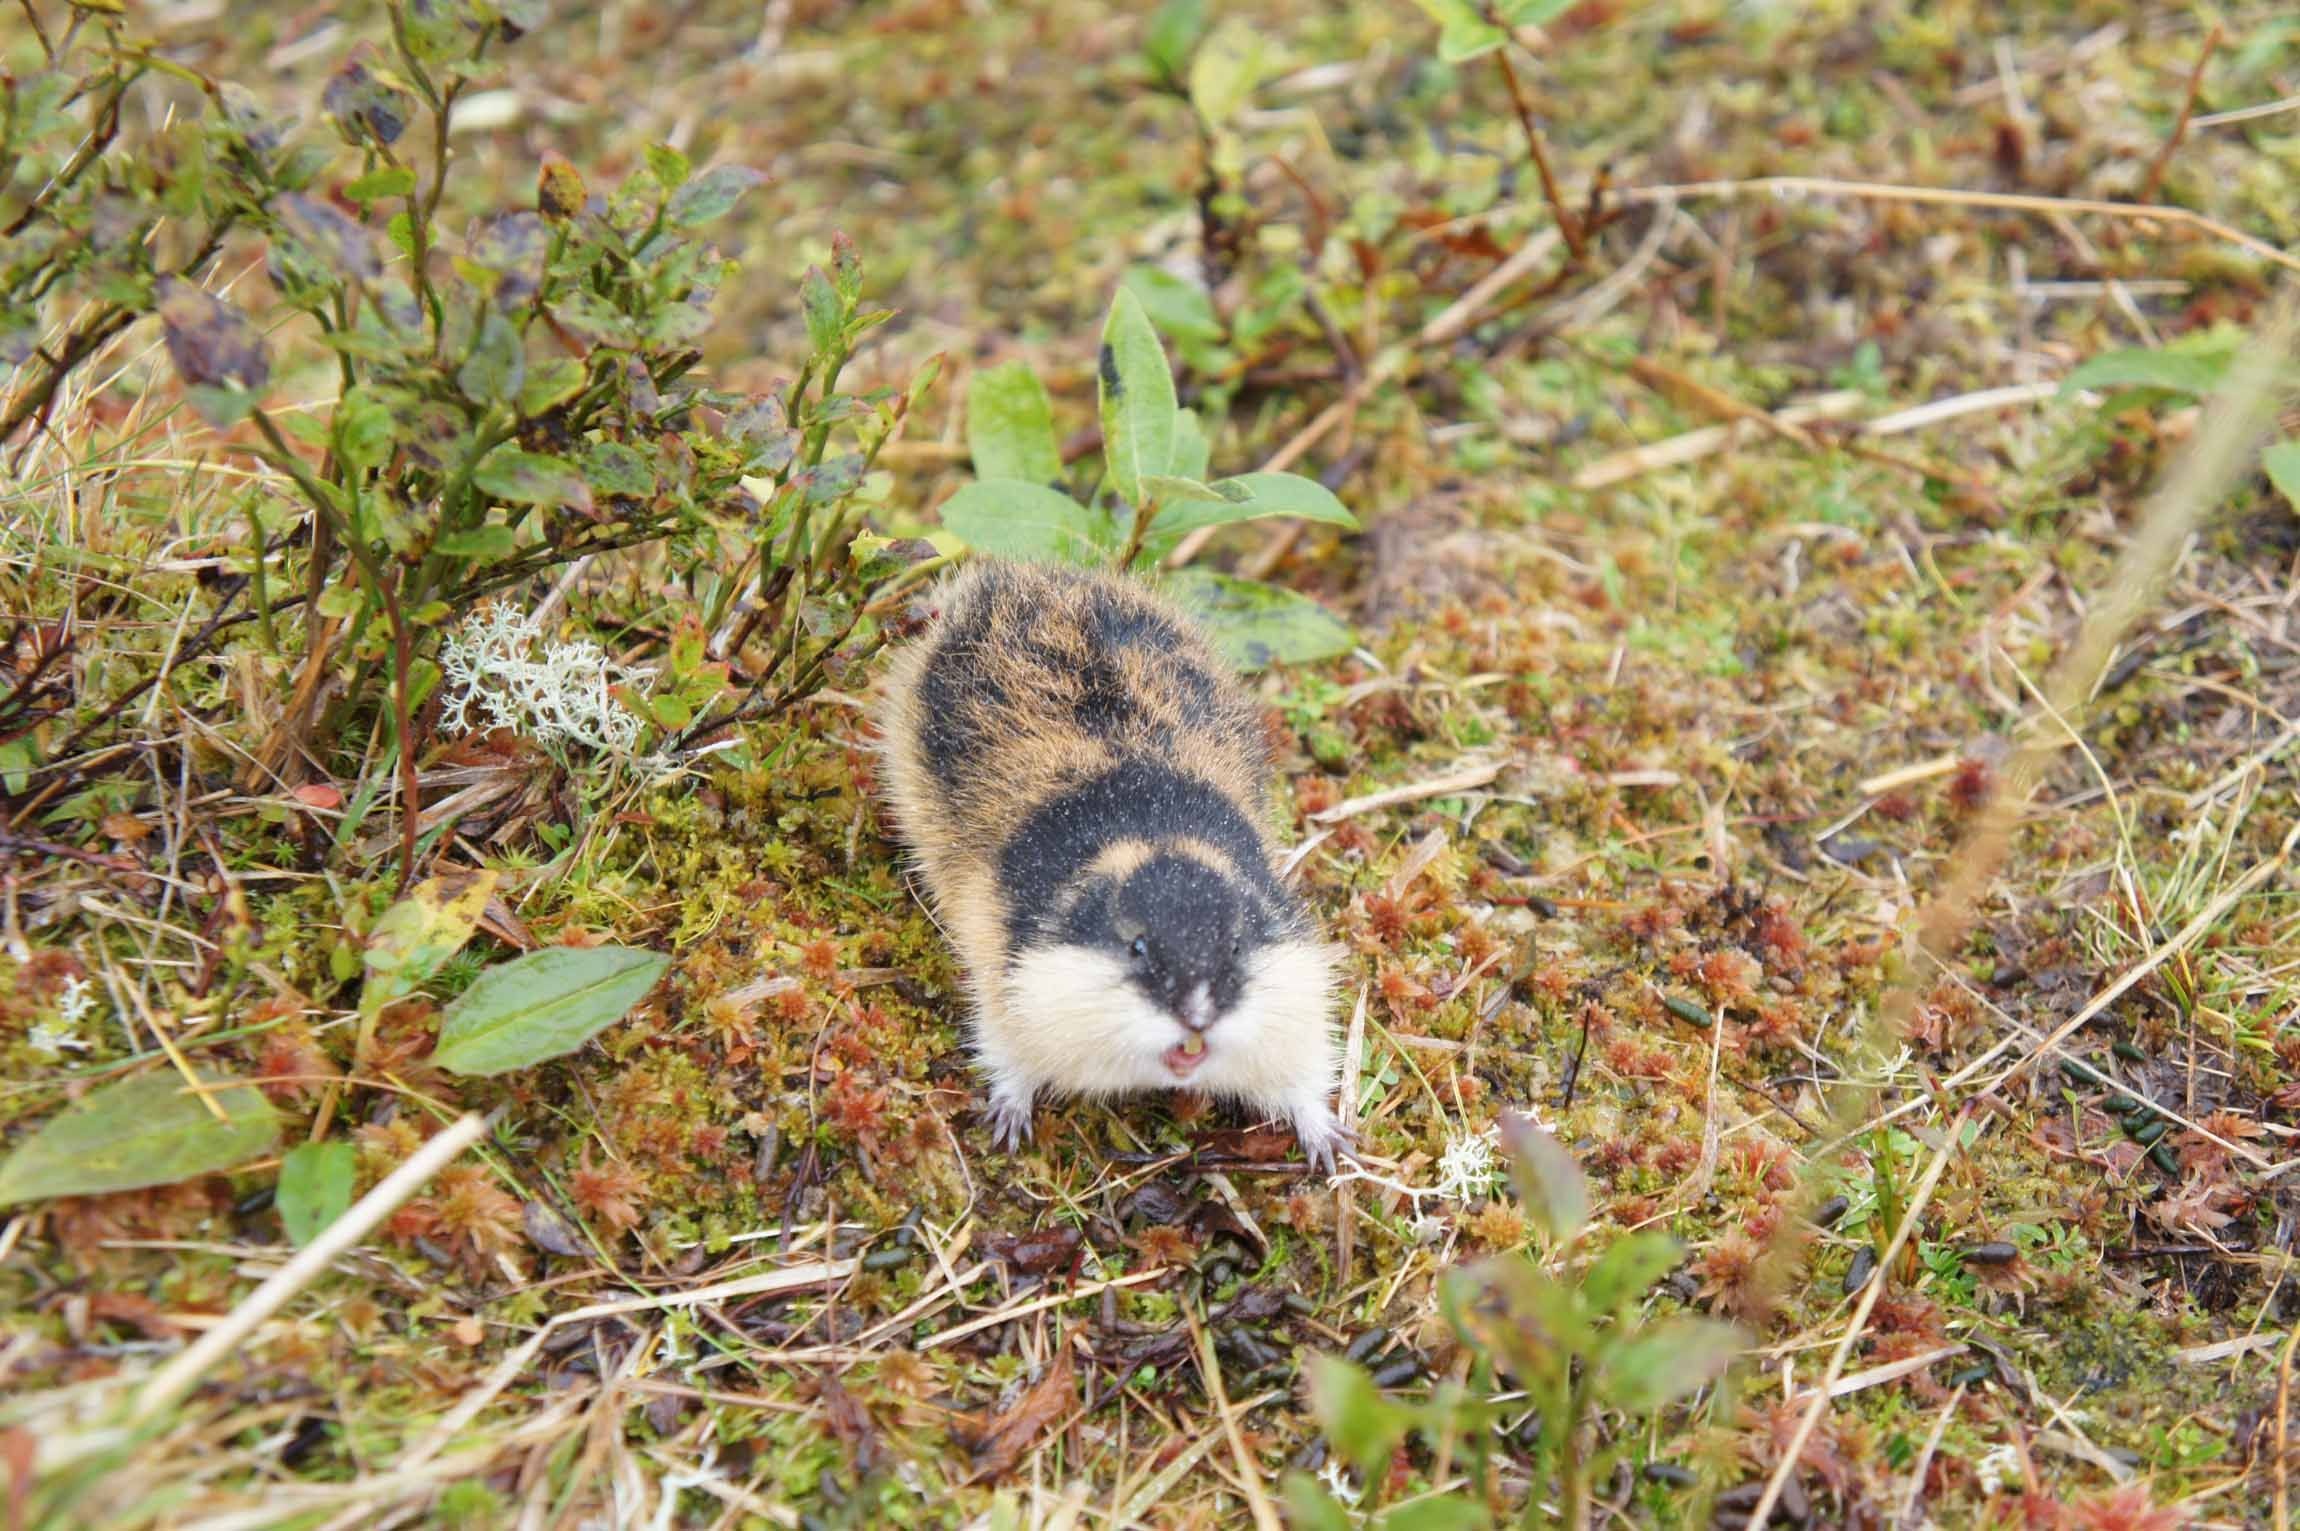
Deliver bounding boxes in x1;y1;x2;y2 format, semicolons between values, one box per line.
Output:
1000;760;1290;951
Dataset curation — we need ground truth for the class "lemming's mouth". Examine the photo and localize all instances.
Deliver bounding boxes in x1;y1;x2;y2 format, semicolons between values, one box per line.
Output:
1161;1033;1208;1078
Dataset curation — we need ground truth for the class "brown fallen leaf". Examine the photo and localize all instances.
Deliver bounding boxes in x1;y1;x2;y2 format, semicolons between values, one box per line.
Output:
961;1345;1075;1481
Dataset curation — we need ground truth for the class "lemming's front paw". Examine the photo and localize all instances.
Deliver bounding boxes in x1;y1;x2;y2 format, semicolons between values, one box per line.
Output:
987;1088;1036;1153
1290;1102;1353;1175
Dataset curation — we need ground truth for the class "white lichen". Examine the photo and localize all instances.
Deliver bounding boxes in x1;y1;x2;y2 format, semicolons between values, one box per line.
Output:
1433;1125;1502;1203
1974;1441;2020;1495
29;974;98;1059
1318;1457;1363;1506
438;604;649;756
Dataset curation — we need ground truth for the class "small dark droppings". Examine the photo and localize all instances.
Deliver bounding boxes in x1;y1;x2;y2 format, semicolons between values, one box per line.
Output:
1205;1258;1235;1287
862;1243;915;1271
1947;1362;1994;1388
1811;1194;1849;1228
1289;1438;1328;1472
1098;343;1121;395
2150;1142;2180;1175
1370;1354;1423;1388
1843;1246;1877;1296
1665;1270;1700;1302
1344;1326;1391;1363
1482;843;1532;876
1645;1461;1698;1487
2057;1059;2091;1087
2107;1095;2139;1114
895;1206;923;1246
1283;1292;1317;1316
2112;1039;2147;1063
2128;1118;2170;1146
1962;1241;2018;1265
1526;893;1561;919
1818;833;1880;867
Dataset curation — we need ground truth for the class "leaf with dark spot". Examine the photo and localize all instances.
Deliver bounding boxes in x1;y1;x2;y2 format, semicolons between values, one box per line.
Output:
157;277;270;393
321;49;411;146
275;193;381;283
466;211;548;305
962;1348;1075;1480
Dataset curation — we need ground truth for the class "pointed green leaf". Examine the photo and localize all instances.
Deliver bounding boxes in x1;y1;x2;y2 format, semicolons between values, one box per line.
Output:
1187;19;1271;127
1098;287;1179;507
433;946;670;1076
1377;1500;1494;1531
967;361;1063;485
801;266;843;358
1168;407;1211;483
1279;1474;1354;1531
1142;470;1357;557
1122;265;1224;347
277;1140;358;1246
435;525;518;559
1498;1112;1587;1241
1581;1230;1683;1317
1306;1354;1411;1485
666;164;766;228
2263;442;2300;512
0;1071;278;1207
1597;1317;1743;1414
1161;569;1353;671
939;479;1112;566
363;869;499;1009
474;447;594;513
2061;343;2236;399
456;308;525;405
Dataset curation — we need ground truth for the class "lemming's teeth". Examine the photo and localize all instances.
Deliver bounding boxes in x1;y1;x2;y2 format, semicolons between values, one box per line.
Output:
1181;1036;1205;1055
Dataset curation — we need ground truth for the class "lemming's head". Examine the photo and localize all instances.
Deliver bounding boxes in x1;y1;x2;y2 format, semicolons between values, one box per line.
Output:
1000;849;1328;1096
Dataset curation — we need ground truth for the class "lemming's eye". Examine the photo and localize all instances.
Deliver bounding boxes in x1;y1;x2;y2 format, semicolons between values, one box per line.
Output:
1130;936;1148;960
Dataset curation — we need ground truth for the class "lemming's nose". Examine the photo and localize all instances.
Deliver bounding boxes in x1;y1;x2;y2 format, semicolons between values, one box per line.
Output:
1178;984;1216;1032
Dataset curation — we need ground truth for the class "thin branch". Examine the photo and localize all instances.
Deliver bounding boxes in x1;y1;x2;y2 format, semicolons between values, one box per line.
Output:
2138;24;2221;205
1491;47;1584;260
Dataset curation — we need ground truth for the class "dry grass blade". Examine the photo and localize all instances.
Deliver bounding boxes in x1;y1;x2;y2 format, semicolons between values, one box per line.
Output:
1186;1303;1281;1531
127;1112;489;1432
1741;1107;1971;1530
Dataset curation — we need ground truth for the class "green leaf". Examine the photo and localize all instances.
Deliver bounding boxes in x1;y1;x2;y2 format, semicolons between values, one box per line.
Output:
2262;442;2300;511
518;356;587;416
967;361;1063;485
2061;344;2236;399
1581;1230;1683;1317
433;946;670;1076
277;1140;357;1246
1122;265;1224;347
1306;1354;1410;1484
666;164;767;228
474;447;594;513
1279;1474;1354;1531
1597;1317;1743;1414
456;308;525;406
435;525;518;559
1168;408;1211;483
644;143;692;190
0;1071;278;1207
1098;287;1180;507
1142;470;1357;556
1498;1112;1587;1241
333;386;395;471
1161;569;1354;671
364;869;499;1009
939;479;1111;565
801;266;844;358
1378;1500;1494;1531
584;440;658;498
1143;0;1208;85
1413;0;1572;60
1188;19;1271;127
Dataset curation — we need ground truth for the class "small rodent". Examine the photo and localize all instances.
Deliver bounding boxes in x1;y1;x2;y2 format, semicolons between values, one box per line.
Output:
876;558;1345;1168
